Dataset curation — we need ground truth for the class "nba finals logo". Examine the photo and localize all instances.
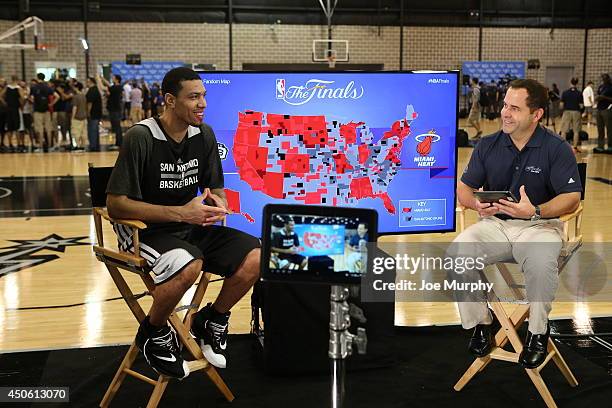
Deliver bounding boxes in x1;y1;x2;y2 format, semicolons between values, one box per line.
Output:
276;79;286;99
414;130;440;167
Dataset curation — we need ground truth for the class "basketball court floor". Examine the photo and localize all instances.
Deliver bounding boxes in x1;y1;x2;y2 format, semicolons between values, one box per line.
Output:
0;119;611;353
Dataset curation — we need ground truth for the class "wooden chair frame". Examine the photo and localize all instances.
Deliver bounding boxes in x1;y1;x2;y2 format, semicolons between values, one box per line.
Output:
453;202;583;408
89;167;234;407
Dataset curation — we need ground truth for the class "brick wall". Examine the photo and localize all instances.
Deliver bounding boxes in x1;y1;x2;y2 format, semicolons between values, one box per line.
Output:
482;27;586;84
1;19;610;87
88;22;229;70
404;27;479;71
586;28;612;84
233;24;400;69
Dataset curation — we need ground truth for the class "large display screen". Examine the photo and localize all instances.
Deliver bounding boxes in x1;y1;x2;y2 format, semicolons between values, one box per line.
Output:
200;71;459;236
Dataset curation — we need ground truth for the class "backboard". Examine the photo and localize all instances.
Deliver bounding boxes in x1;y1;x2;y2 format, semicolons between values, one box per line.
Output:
312;39;349;67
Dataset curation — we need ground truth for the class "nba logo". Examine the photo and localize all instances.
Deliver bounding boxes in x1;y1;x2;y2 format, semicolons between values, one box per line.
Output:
276;79;285;99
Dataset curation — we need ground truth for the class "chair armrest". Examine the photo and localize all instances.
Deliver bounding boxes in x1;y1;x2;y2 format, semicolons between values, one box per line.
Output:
94;208;147;229
93;245;148;268
558;203;583;222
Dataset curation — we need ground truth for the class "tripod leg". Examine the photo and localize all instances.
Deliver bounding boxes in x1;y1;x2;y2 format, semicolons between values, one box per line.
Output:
331;359;346;408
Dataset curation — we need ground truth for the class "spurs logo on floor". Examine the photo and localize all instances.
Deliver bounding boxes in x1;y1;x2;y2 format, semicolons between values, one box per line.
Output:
0;234;90;277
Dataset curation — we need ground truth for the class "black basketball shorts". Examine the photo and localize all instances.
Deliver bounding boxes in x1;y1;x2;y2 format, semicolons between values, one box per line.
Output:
113;223;260;284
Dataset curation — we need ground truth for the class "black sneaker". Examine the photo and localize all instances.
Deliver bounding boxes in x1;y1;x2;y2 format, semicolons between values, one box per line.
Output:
135;316;190;379
191;303;230;368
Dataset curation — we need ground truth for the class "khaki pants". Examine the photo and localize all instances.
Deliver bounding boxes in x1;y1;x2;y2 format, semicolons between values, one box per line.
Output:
130;106;143;123
71;118;87;147
449;216;563;334
559;110;582;146
33;111;53;136
468;107;480;124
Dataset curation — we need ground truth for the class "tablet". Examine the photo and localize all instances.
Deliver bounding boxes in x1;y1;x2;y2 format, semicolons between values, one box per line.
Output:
474;190;518;204
260;204;378;285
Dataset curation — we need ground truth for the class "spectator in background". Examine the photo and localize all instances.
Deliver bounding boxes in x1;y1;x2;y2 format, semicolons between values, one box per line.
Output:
151;82;161;117
151;82;164;116
55;81;73;150
129;82;143;123
468;77;482;140
582;81;595;126
71;82;87;150
478;81;490;119
86;76;103;151
547;83;561;132
141;79;151;119
122;79;132;122
559;77;583;153
486;80;499;117
0;75;26;153
593;73;612;154
0;78;8;152
20;80;34;152
47;81;61;151
30;73;54;152
102;74;124;149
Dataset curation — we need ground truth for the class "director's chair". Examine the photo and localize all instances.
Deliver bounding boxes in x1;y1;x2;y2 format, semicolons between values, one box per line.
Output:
88;164;234;408
453;162;586;408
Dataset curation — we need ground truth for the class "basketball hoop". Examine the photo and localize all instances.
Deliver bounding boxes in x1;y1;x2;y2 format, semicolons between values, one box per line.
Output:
37;43;57;59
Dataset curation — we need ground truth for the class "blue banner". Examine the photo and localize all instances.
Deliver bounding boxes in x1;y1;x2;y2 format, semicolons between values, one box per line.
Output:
461;61;525;84
111;61;187;84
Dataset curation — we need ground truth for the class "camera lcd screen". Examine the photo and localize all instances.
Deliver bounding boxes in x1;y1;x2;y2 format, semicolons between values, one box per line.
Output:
261;204;378;285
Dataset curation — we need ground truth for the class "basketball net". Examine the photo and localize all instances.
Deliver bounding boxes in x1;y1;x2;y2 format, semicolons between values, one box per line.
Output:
327;54;336;69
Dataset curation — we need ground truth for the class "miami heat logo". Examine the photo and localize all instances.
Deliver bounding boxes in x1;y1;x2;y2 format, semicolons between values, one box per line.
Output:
303;232;340;251
415;130;441;156
276;79;286;99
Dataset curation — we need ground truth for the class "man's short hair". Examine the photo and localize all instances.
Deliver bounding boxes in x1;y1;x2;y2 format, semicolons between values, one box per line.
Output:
570;77;579;86
114;74;122;83
162;67;201;97
587;81;593;85
508;78;548;111
471;77;479;84
75;82;83;91
37;73;45;81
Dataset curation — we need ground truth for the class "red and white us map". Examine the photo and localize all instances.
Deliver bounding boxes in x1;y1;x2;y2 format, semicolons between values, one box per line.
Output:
224;105;421;220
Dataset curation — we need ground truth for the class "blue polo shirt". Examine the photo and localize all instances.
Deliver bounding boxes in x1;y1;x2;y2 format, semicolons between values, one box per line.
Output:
461;126;582;218
561;87;582;111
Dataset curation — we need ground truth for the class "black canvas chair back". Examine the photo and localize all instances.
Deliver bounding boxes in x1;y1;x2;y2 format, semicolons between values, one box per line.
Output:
88;166;113;208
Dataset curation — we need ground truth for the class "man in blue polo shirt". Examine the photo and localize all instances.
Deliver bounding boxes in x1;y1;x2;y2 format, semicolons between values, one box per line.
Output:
450;79;582;368
559;77;583;152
